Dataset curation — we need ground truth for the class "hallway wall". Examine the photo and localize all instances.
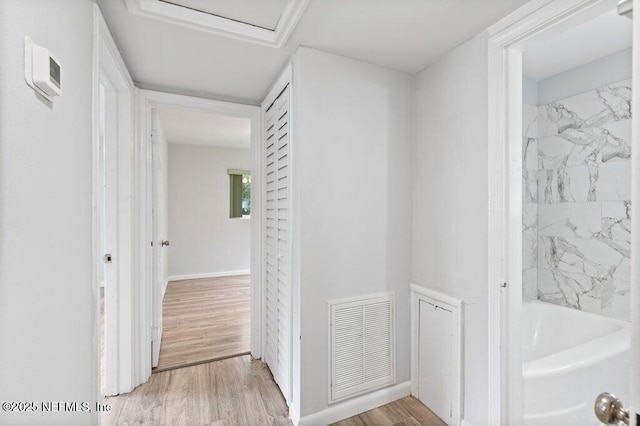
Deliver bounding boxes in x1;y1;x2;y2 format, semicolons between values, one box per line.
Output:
167;143;251;278
412;33;490;425
0;0;96;424
293;47;413;418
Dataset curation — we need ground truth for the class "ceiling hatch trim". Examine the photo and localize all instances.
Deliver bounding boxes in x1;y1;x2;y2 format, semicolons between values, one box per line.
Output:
125;0;310;48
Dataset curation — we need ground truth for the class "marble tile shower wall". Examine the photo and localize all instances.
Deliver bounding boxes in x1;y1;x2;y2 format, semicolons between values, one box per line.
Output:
522;79;632;321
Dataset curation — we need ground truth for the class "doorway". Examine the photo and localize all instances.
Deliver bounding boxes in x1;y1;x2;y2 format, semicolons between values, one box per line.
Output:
487;0;637;424
151;106;255;372
93;0;266;409
520;8;632;424
138;90;262;377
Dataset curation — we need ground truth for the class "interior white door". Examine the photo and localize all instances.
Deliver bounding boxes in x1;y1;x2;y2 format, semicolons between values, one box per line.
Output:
630;0;639;421
263;81;292;404
595;2;639;423
100;82;119;396
151;111;169;368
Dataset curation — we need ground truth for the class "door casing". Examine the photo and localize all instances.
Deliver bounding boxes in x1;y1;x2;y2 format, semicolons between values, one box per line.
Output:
630;0;639;418
135;89;262;380
486;0;632;424
93;4;137;396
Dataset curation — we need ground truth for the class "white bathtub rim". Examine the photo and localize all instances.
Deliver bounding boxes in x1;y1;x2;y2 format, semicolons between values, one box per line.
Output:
523;401;585;421
523;327;630;379
523;300;630;328
522;302;630;379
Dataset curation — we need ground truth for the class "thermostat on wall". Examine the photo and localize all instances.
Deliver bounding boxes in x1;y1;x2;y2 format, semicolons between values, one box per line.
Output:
25;36;62;100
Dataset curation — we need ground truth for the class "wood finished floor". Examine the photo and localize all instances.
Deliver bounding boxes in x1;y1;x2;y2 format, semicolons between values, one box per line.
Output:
103;276;445;426
331;396;446;426
100;287;105;395
104;368;443;426
103;355;291;426
156;275;251;372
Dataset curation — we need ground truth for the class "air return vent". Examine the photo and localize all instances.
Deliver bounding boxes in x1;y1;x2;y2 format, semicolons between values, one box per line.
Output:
329;293;395;403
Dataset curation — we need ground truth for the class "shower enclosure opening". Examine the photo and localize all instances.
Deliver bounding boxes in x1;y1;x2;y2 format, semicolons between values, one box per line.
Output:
520;7;633;425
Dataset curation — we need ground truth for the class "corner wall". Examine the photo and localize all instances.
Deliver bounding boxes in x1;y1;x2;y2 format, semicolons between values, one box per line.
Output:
0;0;96;424
293;47;413;417
412;33;490;424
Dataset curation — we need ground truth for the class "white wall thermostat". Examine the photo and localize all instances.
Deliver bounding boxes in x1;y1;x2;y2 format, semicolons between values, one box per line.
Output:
25;36;62;101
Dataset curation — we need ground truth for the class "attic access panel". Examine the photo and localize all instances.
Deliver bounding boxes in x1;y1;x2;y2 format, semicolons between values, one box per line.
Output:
163;0;289;30
126;0;309;48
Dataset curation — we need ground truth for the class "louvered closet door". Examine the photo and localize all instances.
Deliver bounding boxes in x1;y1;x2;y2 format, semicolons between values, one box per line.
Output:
263;82;292;404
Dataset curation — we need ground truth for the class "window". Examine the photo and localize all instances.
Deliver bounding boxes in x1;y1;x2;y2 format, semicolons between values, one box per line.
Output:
229;169;250;218
241;174;251;216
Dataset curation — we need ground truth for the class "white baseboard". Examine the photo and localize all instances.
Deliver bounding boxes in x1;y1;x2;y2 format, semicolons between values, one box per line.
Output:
289;401;300;426
298;381;411;426
168;270;250;281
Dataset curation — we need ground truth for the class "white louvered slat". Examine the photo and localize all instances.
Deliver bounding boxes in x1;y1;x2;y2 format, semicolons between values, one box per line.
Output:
263;80;292;404
329;294;395;403
264;96;278;371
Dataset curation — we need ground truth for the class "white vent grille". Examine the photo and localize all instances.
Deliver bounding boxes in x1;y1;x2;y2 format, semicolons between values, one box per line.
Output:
329;293;395;403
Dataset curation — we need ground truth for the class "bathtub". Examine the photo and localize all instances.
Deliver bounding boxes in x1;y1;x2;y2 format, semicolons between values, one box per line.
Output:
522;301;630;425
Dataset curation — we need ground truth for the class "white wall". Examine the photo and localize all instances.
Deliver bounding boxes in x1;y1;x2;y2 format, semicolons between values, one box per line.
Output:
0;1;96;424
523;77;539;106
293;47;413;417
167;143;251;278
528;48;632;105
412;33;490;425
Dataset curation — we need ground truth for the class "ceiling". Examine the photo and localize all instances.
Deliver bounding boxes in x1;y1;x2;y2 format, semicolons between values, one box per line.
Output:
98;0;526;105
523;9;632;81
287;0;526;74
158;107;251;149
163;0;289;30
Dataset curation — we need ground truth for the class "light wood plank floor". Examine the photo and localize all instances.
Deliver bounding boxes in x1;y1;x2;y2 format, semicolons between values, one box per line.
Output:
155;275;251;372
103;355;291;426
100;287;105;395
104;358;442;426
331;396;446;426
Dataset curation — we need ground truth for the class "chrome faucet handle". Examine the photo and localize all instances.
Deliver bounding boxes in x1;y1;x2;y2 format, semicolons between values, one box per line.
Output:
595;392;629;425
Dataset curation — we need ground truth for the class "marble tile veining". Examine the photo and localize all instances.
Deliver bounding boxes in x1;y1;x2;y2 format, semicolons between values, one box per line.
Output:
522;78;632;321
523;269;537;302
600;201;631;242
523;171;538;203
537;236;627;280
522;203;537;270
537;203;600;238
536;165;592;203
596;160;631;201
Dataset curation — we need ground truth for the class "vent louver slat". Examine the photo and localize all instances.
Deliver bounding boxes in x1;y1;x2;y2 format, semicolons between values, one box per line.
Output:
329;293;395;402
